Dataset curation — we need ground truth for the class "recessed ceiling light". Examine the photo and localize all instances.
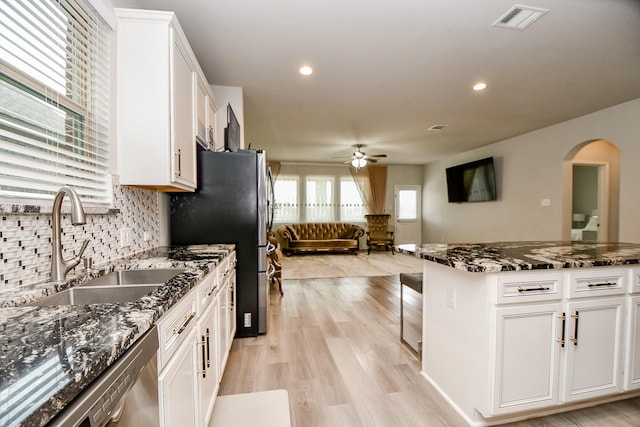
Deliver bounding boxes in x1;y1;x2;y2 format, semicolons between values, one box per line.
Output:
299;66;313;76
473;82;487;91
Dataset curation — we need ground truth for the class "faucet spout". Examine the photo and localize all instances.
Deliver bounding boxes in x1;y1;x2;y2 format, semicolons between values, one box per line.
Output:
51;186;89;282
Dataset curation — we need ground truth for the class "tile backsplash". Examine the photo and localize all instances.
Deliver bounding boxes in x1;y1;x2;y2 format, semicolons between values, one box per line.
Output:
0;176;163;287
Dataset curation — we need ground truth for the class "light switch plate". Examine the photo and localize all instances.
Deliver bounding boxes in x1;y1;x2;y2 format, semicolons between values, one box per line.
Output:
120;228;133;247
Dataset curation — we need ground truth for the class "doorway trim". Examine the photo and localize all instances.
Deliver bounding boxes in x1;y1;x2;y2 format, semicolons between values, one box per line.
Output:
562;140;620;241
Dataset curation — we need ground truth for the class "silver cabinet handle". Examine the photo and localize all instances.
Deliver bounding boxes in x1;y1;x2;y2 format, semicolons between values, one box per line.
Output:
172;312;195;335
587;281;616;288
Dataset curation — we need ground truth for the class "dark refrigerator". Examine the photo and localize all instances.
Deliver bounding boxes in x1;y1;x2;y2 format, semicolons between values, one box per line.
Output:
170;149;273;337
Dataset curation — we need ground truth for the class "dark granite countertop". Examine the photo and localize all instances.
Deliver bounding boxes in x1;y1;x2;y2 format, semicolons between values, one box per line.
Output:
0;244;233;427
397;241;640;273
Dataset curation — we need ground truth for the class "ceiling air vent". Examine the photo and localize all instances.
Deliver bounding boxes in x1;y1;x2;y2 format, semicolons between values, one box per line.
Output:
427;125;448;131
493;4;549;30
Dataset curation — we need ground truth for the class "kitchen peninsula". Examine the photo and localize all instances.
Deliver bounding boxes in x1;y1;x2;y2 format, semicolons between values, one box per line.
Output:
0;244;234;427
398;241;640;426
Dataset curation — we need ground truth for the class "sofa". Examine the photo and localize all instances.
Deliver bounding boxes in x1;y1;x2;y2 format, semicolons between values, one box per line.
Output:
276;223;365;255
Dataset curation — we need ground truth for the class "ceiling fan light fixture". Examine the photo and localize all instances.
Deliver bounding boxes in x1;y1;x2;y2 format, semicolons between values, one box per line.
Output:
351;158;367;168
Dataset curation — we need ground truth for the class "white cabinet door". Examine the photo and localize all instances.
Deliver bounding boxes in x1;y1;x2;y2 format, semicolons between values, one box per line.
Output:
625;296;640;390
197;300;219;427
158;329;199;427
562;298;625;402
115;9;198;192
492;304;563;414
195;78;208;149
217;284;229;380
171;33;196;188
225;270;236;344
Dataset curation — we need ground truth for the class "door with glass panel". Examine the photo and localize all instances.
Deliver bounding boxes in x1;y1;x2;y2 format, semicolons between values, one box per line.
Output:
394;185;421;245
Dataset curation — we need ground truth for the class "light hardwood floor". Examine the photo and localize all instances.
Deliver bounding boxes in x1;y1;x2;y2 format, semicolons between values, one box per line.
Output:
218;276;640;426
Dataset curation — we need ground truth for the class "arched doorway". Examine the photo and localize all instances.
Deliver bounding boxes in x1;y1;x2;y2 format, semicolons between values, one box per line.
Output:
562;140;620;241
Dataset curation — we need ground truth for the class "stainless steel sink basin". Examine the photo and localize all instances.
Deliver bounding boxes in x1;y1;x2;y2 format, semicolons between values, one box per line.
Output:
82;268;185;287
28;285;160;306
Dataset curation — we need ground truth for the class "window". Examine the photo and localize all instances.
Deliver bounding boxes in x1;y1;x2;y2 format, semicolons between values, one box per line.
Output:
340;177;365;222
273;176;299;222
273;164;365;223
0;0;112;205
305;175;333;222
397;188;417;220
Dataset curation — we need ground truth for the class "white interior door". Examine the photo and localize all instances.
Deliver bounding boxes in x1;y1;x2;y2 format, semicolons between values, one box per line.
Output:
394;185;421;245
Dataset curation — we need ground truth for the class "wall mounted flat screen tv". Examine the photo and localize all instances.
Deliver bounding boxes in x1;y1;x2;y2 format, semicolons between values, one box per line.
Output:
446;157;497;203
224;103;240;152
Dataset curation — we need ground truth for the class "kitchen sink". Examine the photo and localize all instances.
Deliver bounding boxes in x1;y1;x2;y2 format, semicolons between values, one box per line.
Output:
28;285;160;306
82;268;185;287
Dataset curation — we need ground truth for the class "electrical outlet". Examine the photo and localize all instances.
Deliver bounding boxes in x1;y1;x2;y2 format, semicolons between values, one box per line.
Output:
446;288;456;309
244;312;251;327
143;232;151;241
120;228;133;248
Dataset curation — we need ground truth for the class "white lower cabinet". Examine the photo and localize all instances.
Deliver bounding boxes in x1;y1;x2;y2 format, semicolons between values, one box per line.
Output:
155;250;237;427
491;269;627;417
493;303;563;414
156;289;198;427
159;327;199;427
625;295;640;390
562;297;624;401
197;296;219;427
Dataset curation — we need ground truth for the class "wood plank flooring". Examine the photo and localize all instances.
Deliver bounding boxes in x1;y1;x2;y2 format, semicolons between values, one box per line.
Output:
218;276;640;426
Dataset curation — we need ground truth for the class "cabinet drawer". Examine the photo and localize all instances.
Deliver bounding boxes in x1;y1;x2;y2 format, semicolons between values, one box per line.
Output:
568;269;626;299
631;268;640;294
157;290;197;370
197;269;218;315
220;252;236;283
495;273;563;304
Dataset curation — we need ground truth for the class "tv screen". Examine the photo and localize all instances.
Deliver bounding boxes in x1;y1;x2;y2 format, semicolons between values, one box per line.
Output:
446;157;497;203
224;103;240;152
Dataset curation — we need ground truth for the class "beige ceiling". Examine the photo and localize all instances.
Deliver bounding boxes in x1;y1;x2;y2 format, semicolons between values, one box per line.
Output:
112;0;640;165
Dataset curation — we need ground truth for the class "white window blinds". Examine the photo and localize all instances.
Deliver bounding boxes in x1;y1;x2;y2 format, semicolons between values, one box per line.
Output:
0;0;111;205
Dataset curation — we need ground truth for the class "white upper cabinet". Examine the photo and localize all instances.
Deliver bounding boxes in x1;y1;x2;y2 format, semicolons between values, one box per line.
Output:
116;9;218;191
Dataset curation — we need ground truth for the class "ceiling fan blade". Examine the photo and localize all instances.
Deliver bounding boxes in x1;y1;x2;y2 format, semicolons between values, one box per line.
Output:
367;154;387;158
367;158;378;163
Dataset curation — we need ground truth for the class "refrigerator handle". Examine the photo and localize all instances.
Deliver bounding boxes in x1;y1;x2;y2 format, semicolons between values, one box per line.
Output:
267;167;275;233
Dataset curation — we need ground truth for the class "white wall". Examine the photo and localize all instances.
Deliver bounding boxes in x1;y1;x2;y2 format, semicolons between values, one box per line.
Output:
212;85;244;151
423;98;640;244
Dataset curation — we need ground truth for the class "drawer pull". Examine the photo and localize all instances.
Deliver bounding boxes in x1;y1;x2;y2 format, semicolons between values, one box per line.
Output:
557;312;566;347
172;312;195;336
517;285;550;293
587;281;616;288
568;311;579;346
200;335;207;378
205;328;211;368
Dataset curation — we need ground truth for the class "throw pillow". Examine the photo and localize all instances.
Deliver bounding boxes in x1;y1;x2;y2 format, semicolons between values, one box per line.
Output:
286;225;300;240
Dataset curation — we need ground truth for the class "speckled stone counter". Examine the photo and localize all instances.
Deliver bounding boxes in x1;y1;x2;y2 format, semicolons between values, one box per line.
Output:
0;244;233;427
397;241;640;272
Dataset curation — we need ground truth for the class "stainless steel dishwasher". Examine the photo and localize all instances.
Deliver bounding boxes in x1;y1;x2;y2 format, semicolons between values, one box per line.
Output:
47;326;160;427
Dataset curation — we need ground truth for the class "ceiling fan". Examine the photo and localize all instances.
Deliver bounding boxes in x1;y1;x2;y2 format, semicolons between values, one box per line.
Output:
341;144;387;168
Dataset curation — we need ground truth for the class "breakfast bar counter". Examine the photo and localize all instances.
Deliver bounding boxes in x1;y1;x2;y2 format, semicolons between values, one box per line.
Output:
0;244;234;427
398;241;640;426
